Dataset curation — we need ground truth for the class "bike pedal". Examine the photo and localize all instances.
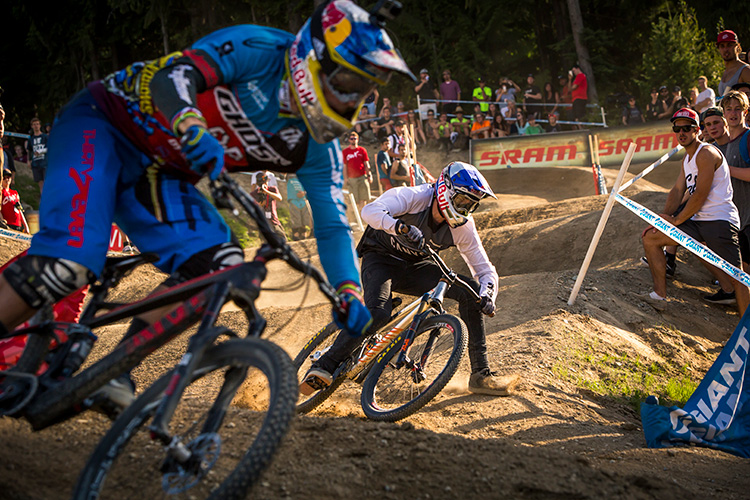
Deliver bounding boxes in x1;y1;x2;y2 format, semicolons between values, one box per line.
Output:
300;376;328;395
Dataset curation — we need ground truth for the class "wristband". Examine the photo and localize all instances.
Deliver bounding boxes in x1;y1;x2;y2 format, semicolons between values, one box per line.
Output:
171;107;206;135
336;281;364;303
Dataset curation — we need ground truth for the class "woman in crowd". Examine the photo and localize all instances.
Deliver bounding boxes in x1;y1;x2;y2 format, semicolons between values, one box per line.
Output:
491;112;509;137
510;110;527;135
543;82;560;117
405;109;427;145
645;88;664;121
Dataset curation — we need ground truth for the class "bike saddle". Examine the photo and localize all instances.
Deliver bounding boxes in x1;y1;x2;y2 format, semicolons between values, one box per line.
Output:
100;253;159;283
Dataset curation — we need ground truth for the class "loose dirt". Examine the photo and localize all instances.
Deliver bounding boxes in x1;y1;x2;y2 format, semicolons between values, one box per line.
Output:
0;153;748;499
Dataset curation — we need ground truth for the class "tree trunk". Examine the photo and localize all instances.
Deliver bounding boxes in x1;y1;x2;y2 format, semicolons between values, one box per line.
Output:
287;0;304;33
160;9;170;55
566;0;598;103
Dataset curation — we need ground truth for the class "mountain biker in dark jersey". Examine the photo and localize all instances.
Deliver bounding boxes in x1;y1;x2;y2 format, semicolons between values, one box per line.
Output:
302;161;520;396
0;0;414;408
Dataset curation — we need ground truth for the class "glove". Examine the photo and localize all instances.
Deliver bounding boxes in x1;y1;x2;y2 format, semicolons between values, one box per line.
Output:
395;219;424;249
479;295;496;316
180;125;225;180
334;283;372;337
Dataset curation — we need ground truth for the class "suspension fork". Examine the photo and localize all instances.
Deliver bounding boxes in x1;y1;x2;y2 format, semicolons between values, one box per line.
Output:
148;282;230;445
393;279;450;369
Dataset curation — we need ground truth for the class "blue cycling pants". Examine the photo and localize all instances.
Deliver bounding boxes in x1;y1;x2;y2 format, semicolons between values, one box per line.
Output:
29;89;232;277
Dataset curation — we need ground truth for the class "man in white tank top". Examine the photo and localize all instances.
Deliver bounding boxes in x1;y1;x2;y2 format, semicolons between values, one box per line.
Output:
639;107;749;315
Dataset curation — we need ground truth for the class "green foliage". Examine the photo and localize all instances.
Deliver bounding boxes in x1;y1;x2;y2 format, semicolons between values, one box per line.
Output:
638;1;723;101
552;328;701;410
1;0;749;129
14;173;41;211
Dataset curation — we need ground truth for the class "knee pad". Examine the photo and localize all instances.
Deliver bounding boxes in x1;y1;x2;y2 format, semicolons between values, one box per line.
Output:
3;255;94;309
162;242;244;287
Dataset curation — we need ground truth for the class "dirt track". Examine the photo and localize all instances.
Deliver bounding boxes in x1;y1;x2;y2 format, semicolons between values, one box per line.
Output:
1;154;749;499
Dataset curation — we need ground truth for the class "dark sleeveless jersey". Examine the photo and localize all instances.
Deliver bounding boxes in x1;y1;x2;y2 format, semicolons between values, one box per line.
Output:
357;200;454;261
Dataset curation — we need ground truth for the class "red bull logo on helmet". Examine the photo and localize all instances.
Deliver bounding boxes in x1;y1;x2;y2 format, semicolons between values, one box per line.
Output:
289;39;316;106
436;173;450;212
321;2;346;31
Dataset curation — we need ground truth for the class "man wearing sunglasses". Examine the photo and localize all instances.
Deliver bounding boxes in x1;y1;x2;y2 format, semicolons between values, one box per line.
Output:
639;108;749;314
302;161;521;397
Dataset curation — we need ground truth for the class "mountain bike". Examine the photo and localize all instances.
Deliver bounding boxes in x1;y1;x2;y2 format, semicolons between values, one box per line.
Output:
295;245;489;422
0;172;344;499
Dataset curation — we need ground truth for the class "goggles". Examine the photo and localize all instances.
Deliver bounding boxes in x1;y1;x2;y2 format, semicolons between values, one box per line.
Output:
325;66;382;103
452;191;482;215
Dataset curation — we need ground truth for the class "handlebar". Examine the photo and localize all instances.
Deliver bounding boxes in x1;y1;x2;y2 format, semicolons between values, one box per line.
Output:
210;173;345;315
420;245;481;301
420;244;495;317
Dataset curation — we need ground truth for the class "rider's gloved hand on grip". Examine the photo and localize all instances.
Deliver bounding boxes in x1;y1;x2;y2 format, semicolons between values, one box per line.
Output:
395;219;424;249
479;295;496;316
180;125;225;180
334;282;372;337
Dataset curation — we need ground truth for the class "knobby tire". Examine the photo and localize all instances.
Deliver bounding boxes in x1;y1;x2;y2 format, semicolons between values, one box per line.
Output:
360;314;467;422
72;338;297;500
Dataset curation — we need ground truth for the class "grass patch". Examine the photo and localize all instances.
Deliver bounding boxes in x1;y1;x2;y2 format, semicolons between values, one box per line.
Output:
14;174;41;210
552;329;699;410
220;204;293;249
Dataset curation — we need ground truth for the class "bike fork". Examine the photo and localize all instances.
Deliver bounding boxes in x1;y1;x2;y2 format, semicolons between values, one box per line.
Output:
148;283;229;447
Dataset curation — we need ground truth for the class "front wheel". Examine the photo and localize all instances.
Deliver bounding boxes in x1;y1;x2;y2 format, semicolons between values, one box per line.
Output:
72;338;297;500
360;314;467;422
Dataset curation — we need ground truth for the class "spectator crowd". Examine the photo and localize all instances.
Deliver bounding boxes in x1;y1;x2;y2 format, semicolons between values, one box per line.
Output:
637;29;750;316
352;63;593;156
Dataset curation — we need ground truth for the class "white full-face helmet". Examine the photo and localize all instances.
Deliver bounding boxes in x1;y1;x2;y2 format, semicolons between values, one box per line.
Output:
434;161;496;228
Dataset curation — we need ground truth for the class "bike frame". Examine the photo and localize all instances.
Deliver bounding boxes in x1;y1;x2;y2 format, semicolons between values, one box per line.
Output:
346;277;452;383
1;173;342;437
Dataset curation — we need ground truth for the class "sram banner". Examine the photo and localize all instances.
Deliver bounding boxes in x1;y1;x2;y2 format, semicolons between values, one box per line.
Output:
471;121;684;170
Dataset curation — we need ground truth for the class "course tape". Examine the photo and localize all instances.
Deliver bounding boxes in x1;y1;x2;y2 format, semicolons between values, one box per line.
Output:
4;132;30;140
617;145;684;193
0;227;32;243
615;193;750;288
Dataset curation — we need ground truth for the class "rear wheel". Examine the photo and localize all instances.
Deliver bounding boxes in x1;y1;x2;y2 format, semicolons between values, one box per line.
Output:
292;322;347;413
360;314;467;422
72;338;297;500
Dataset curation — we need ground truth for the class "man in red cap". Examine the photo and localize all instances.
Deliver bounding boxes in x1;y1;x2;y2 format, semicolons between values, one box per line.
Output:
638;108;749;315
717;30;750;98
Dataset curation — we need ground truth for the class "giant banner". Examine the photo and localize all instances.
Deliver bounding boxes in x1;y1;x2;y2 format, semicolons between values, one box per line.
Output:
471;121;683;170
641;308;750;457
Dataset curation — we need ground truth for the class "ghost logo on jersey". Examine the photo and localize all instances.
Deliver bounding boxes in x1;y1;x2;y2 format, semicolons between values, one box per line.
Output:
279;127;304;150
214;87;291;167
206;86;309;172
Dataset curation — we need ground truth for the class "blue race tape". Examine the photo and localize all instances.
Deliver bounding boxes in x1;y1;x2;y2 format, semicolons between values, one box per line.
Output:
0;227;32;243
615;193;750;288
4;131;30;139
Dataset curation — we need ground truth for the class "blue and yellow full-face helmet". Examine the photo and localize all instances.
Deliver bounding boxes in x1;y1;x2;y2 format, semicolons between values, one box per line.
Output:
287;0;415;144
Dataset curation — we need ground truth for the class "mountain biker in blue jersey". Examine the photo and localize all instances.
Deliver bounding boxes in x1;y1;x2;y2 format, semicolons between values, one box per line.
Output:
0;0;414;408
302;161;521;396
